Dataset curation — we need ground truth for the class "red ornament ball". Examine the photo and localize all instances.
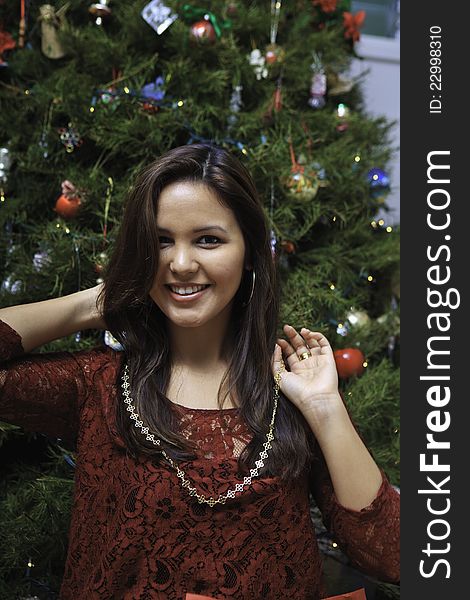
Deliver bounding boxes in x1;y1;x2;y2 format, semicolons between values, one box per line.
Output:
54;194;81;219
281;240;296;254
189;19;216;44
265;43;285;65
333;347;365;379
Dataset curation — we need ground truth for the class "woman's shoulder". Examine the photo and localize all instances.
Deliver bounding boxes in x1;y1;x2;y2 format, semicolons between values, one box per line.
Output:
1;318;124;375
69;339;124;374
20;337;124;384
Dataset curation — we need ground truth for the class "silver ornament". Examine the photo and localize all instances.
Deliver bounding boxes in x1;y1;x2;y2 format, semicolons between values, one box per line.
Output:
0;147;11;182
104;330;123;351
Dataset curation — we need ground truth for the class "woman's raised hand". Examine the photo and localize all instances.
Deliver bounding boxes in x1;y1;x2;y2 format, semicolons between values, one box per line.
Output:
0;283;107;352
271;324;341;418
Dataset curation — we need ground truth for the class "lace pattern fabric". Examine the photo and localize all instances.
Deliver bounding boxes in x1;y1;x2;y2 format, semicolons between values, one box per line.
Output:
175;406;252;460
0;318;400;599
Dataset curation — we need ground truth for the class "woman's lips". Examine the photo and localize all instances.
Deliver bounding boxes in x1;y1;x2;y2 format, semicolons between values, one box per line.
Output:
166;285;210;303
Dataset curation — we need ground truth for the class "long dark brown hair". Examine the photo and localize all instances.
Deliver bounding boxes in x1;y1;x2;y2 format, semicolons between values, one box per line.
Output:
100;143;313;481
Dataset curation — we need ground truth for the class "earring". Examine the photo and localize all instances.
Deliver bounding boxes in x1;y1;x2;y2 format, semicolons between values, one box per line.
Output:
242;270;256;307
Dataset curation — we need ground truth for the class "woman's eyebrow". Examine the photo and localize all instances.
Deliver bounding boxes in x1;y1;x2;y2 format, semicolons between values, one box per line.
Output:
157;225;228;234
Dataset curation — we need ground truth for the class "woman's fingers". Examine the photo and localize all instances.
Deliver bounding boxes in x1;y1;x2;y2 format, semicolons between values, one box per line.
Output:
284;324;311;354
301;328;333;354
277;326;332;368
275;338;295;370
277;325;310;367
271;343;286;379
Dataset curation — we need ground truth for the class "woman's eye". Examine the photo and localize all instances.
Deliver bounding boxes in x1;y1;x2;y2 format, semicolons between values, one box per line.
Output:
158;236;221;246
199;235;221;245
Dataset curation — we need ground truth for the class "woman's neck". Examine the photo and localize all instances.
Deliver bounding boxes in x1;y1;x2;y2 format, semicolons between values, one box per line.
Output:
167;315;235;373
165;314;238;410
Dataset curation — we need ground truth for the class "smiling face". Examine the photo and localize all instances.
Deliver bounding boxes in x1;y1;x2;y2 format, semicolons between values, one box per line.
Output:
149;181;248;329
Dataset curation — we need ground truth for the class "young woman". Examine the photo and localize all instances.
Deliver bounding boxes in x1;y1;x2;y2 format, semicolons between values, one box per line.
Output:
0;143;399;599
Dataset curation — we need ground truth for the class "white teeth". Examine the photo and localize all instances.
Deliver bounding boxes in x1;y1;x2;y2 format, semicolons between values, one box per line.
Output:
169;284;207;295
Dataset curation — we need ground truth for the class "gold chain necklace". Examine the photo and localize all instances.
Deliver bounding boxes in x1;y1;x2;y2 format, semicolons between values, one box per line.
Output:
121;363;282;507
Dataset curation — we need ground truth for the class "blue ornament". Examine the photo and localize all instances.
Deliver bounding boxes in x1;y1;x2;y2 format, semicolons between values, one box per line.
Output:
141;76;166;102
367;167;390;201
367;167;390;188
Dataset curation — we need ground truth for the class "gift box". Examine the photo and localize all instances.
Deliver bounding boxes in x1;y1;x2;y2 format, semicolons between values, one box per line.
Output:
324;588;367;600
185;589;367;600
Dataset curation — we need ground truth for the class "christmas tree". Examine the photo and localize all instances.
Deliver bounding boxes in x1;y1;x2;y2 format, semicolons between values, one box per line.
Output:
0;1;399;597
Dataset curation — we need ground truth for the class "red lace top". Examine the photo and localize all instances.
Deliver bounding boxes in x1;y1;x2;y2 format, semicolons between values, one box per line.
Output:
0;319;399;599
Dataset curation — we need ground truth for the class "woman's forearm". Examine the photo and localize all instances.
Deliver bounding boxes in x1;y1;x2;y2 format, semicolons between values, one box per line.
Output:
304;394;383;511
0;285;105;353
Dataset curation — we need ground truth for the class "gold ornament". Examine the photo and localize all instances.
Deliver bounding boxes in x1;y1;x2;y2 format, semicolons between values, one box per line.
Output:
327;71;354;95
345;308;370;328
94;251;109;274
285;164;328;202
286;140;328;201
286;169;319;201
38;3;70;59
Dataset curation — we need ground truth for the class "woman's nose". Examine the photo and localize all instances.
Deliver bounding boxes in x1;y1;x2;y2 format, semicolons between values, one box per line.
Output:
169;245;198;273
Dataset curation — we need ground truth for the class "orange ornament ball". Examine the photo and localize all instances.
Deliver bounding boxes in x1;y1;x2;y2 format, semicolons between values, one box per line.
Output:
265;43;285;65
54;194;81;219
281;240;296;254
333;347;366;379
189;19;216;44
